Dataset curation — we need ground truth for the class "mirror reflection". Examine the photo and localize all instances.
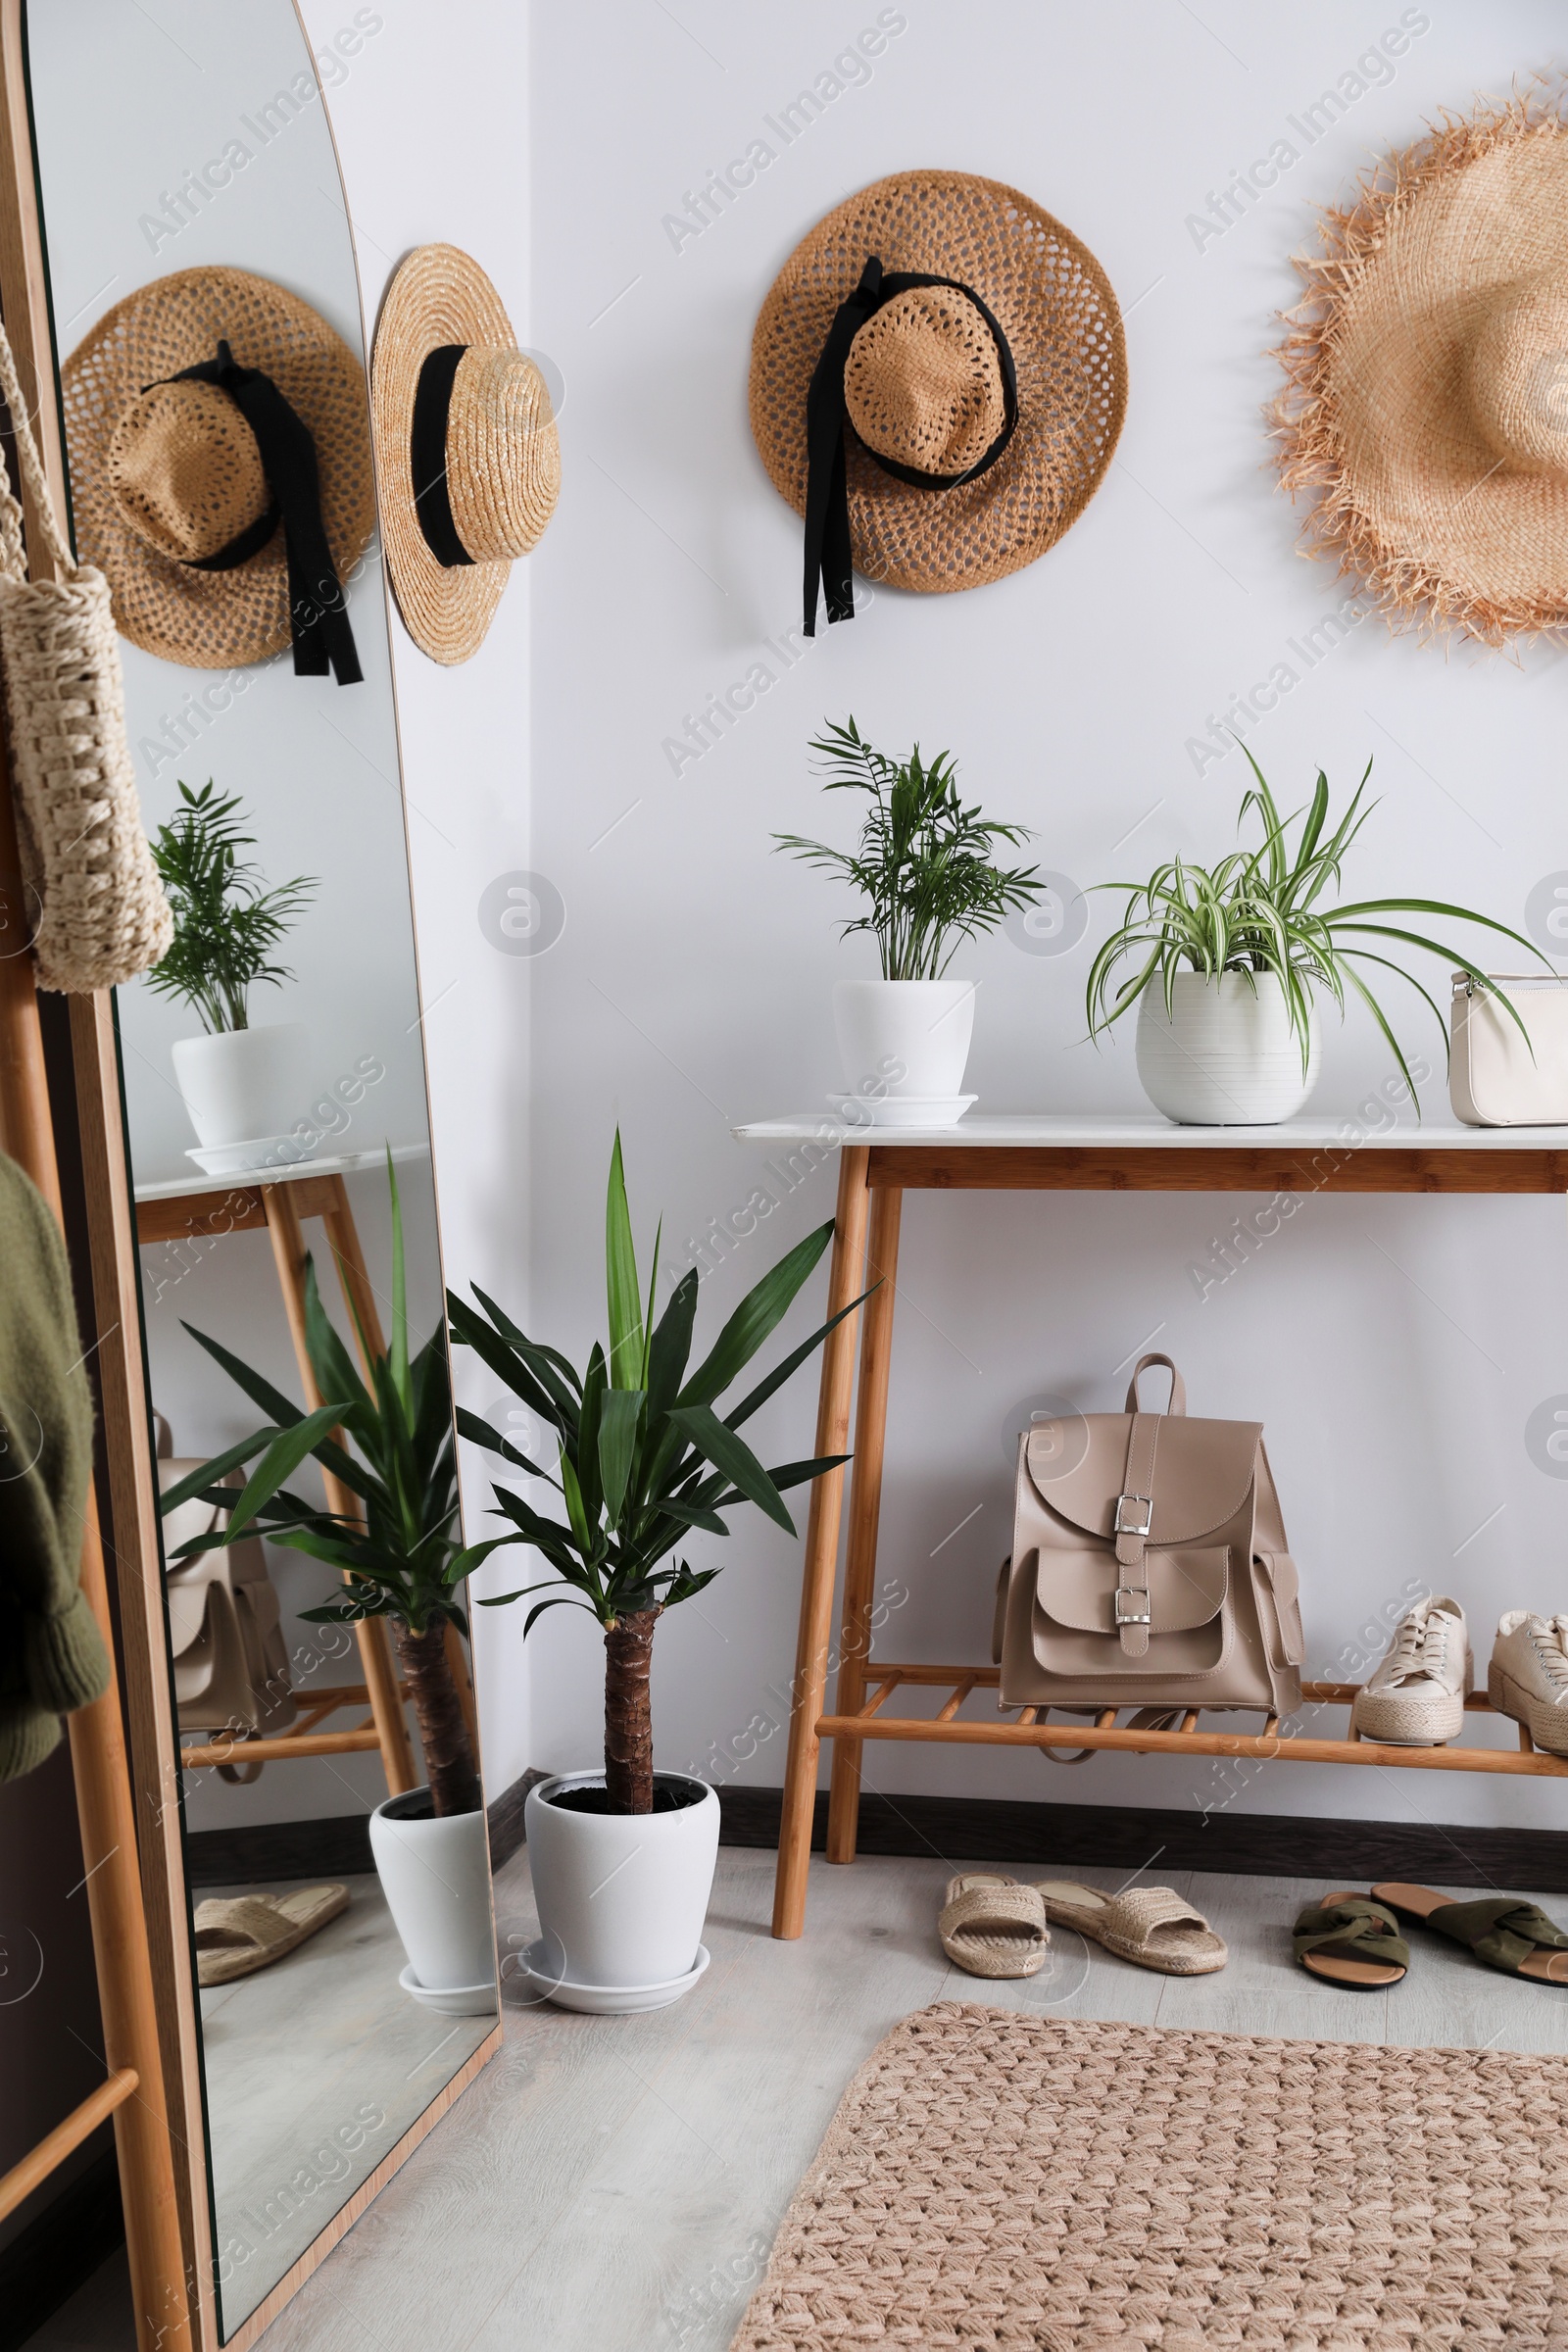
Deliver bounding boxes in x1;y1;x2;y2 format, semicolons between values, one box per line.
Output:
25;2;498;2334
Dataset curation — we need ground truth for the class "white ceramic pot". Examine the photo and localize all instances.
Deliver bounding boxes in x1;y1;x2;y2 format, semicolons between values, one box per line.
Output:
1135;971;1320;1125
833;979;977;1102
524;1770;718;2010
368;1788;498;2012
171;1021;314;1148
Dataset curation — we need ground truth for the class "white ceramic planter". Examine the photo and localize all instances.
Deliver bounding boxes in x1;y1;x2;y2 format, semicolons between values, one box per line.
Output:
1135;971;1320;1125
368;1788;498;2013
171;1021;314;1148
523;1770;718;2011
833;979;977;1103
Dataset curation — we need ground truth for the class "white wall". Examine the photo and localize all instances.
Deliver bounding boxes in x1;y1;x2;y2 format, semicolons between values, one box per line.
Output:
335;0;1568;1840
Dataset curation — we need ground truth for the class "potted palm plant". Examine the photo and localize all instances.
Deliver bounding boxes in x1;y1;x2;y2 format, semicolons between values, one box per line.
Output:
1086;749;1543;1124
160;1161;501;2012
450;1134;858;2012
774;716;1040;1126
146;779;318;1164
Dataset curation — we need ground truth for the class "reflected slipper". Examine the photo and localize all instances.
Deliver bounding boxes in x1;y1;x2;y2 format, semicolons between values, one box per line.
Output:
194;1885;349;1986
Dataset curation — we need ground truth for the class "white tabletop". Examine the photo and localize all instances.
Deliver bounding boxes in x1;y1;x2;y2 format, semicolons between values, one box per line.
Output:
133;1141;430;1204
732;1111;1568;1151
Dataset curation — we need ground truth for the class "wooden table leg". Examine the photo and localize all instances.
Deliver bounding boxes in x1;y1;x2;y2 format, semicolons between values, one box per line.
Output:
318;1174;482;1759
826;1183;903;1864
771;1145;871;1940
263;1185;418;1795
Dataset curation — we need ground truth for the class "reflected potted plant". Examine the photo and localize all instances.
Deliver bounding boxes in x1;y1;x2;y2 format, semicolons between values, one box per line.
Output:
450;1134;858;2013
773;716;1041;1127
161;1160;501;2014
146;779;318;1162
1086;750;1543;1124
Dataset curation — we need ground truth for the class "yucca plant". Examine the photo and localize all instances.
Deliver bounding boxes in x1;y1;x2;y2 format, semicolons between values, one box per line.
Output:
450;1134;862;1815
145;779;317;1034
1086;748;1544;1094
159;1161;492;1816
773;715;1041;978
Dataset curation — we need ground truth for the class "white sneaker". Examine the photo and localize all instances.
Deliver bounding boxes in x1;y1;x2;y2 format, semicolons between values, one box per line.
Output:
1489;1612;1568;1758
1351;1595;1471;1745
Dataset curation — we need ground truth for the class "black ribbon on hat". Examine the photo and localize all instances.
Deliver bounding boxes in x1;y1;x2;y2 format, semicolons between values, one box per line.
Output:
802;255;1018;637
162;339;363;686
410;343;475;568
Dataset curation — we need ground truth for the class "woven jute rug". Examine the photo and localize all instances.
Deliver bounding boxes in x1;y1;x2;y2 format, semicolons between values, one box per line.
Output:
730;2002;1568;2350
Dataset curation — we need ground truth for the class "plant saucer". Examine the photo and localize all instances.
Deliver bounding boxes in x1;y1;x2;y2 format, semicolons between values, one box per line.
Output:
508;1939;710;2014
185;1133;321;1175
826;1093;976;1130
396;1961;499;2017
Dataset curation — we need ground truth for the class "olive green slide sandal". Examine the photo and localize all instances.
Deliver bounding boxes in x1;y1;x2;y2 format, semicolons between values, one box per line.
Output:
1371;1882;1568;1984
1293;1892;1409;1988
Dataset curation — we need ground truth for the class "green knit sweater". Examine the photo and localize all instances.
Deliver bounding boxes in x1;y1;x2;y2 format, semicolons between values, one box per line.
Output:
0;1148;109;1782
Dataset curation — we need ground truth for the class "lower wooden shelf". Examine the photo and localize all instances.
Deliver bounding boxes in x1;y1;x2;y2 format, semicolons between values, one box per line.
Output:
177;1681;401;1771
818;1665;1568;1781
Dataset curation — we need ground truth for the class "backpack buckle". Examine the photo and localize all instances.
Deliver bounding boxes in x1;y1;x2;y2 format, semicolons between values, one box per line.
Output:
1114;1493;1152;1537
1114;1586;1152;1626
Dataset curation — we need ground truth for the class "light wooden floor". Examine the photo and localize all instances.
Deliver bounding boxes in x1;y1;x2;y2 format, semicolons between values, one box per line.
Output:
28;1849;1568;2352
198;1872;493;2335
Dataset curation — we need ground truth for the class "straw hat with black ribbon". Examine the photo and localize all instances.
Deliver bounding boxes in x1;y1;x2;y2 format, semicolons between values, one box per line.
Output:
61;266;373;681
1272;91;1568;646
370;245;560;665
749;171;1127;635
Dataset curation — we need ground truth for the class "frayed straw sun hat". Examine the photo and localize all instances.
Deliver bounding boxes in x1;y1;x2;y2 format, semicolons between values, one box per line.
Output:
61;267;373;681
749;171;1127;635
370;245;560;665
1272;90;1568;646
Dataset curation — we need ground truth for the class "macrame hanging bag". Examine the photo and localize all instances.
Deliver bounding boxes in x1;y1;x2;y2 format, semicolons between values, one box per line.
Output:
0;316;171;992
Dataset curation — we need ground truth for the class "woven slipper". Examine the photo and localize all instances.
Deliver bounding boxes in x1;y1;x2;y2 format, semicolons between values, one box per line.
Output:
938;1873;1050;1979
1293;1891;1408;1988
1034;1881;1227;1975
193;1885;350;1986
1371;1882;1568;1984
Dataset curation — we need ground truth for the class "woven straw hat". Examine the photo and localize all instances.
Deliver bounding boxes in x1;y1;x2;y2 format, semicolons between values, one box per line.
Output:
750;172;1126;631
1273;94;1568;646
370;245;560;665
61;267;374;671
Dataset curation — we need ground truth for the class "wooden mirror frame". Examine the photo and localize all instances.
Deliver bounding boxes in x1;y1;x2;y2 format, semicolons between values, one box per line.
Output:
0;6;502;2343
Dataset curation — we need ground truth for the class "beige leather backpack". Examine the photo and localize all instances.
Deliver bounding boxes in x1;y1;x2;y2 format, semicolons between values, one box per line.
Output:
156;1415;295;1781
996;1353;1302;1721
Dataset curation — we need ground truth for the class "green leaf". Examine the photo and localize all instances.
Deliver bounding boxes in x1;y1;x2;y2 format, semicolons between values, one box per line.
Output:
179;1320;304;1430
725;1285;876;1430
559;1446;595;1553
678;1220;835;1407
387;1150;410;1410
598;1387;644;1531
605;1130;645;1390
665;1403;796;1534
222;1403;355;1538
446;1293;573;1437
157;1429;280;1514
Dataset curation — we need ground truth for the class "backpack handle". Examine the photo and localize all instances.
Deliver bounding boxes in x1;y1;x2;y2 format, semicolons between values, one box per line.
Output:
1124;1352;1186;1416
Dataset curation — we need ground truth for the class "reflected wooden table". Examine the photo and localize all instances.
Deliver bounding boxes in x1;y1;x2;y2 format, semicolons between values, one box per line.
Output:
731;1112;1568;1939
133;1145;471;1794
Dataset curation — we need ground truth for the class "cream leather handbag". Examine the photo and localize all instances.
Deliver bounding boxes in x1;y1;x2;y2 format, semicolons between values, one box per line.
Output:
996;1353;1302;1721
1449;973;1568;1126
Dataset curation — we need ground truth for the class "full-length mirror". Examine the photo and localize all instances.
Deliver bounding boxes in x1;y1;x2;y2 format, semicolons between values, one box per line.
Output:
25;2;498;2335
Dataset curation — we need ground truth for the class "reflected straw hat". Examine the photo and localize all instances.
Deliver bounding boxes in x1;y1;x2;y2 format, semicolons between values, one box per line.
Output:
749;171;1128;635
1272;92;1568;645
370;245;561;665
61;266;373;681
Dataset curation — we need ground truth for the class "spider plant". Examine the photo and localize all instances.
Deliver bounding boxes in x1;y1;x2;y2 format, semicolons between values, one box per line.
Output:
773;715;1041;978
1085;748;1544;1094
145;779;317;1033
158;1159;490;1816
449;1133;863;1815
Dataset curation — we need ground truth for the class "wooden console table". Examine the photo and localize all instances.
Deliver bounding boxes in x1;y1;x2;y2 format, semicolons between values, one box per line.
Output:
730;1114;1568;1939
133;1145;472;1793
